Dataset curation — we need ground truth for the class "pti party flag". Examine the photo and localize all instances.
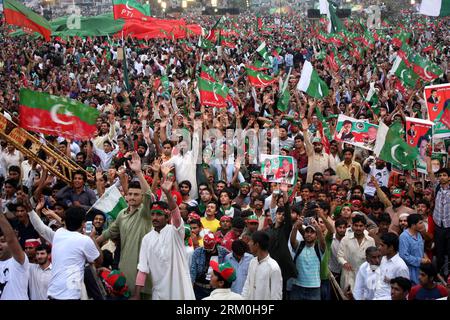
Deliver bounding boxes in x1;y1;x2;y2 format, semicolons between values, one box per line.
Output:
260;154;297;185
389;56;420;89
92;185;128;220
410;54;444;82
198;36;215;50
246;66;277;88
405;117;435;173
200;65;218;82
419;0;450;17
198;77;229;108
424;83;450;138
392;31;411;47
113;0;151;20
19;88;100;140
334;114;379;151
4;0;52;41
296;60;329;99
374;121;419;170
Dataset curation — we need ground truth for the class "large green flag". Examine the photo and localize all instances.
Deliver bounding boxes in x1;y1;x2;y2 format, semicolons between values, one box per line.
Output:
389;56;419;88
277;68;292;112
374;122;419;170
296;61;329;99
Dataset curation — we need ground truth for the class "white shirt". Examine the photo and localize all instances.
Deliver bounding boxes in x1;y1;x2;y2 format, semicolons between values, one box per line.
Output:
138;222;195;300
47;229;99;300
0;255;30;300
164;132;200;200
373;253;410;300
203;288;244;300
337;233;375;291
29;263;52;300
353;262;380;300
241;254;282;300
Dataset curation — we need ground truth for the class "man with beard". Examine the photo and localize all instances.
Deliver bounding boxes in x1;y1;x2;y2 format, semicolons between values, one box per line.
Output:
251;196;270;231
28;244;52;300
336;148;365;187
386;189;415;235
363;157;390;199
179;181;197;207
302;119;336;183
233;182;251;209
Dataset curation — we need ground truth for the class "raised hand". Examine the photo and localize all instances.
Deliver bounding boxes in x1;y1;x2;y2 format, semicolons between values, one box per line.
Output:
161;164;174;178
127;152;142;173
161;178;173;194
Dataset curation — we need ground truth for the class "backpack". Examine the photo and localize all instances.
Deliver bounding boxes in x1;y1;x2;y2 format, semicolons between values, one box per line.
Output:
293;241;322;265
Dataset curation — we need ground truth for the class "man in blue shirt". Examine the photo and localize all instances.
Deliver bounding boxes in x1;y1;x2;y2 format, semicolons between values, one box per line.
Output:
289;216;325;300
399;214;430;285
225;239;253;295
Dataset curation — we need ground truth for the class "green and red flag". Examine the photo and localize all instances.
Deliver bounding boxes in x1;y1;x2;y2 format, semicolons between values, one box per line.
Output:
200;65;218;82
19;88;100;140
253;60;271;70
410;54;444;82
198;35;214;50
422;44;435;53
329;33;344;46
316;31;330;43
246;66;277;88
113;0;150;20
392;31;411;47
398;43;415;66
389;56;420;88
4;0;51;41
359;30;375;49
197;78;229;108
205;16;223;43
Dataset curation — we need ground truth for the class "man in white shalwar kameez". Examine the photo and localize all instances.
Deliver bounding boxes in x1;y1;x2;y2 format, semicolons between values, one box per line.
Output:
132;178;195;300
163;120;201;200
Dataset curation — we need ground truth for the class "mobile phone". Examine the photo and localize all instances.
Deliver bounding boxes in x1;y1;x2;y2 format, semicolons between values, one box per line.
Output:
85;221;93;234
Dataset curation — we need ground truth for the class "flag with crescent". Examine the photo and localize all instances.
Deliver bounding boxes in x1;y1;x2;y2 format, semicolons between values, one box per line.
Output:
18;89;100;140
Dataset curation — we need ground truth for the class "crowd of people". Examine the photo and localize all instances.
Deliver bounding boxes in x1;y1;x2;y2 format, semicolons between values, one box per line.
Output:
0;6;449;301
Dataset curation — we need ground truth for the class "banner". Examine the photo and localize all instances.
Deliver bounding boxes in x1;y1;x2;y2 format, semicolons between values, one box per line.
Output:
405;117;434;174
260;154;296;185
424;83;450;138
333;114;379;151
431;152;448;173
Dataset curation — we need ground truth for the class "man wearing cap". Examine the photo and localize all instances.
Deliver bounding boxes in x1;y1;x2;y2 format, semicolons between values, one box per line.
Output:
190;233;229;300
302;120;336;183
215;216;232;243
134;178;195;300
386;188;415;235
426;160;450;279
203;261;243;300
24;238;41;264
241;213;260;245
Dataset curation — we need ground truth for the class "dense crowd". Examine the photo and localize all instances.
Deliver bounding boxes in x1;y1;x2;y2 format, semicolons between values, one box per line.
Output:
0;7;449;301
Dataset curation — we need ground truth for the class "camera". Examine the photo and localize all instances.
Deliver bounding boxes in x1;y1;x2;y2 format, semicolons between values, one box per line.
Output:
303;217;314;226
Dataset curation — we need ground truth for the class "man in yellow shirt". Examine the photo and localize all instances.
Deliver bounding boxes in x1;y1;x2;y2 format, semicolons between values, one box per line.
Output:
336;148;365;186
201;202;221;233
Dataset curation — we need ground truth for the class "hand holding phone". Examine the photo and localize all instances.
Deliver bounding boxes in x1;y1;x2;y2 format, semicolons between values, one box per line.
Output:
85;221;93;235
